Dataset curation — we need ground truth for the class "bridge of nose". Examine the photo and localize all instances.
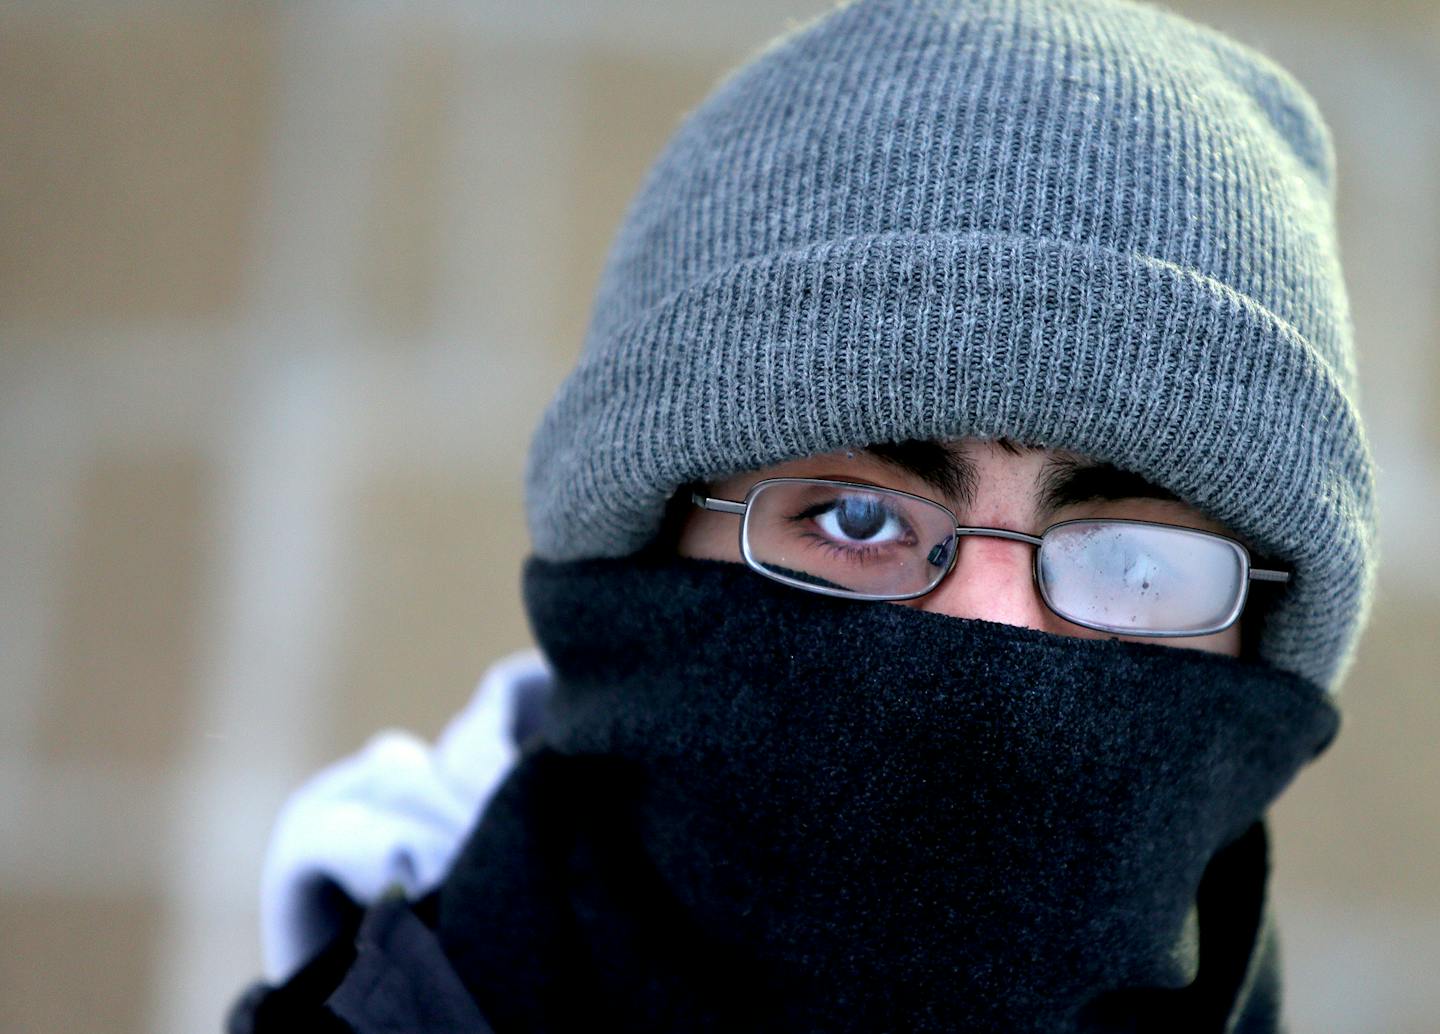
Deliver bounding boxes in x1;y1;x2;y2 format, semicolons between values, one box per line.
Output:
914;534;1051;629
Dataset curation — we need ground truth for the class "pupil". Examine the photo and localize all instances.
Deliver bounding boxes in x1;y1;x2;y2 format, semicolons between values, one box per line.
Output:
837;497;885;539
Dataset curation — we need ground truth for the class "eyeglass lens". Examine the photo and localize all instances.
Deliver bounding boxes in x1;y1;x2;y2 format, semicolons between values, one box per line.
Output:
1036;521;1246;635
741;480;1249;635
743;480;956;597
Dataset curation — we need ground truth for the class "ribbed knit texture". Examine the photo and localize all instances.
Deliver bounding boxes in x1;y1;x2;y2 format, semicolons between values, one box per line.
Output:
524;0;1376;691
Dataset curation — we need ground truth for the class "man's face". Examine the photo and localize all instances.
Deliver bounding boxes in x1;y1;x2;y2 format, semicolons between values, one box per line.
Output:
676;437;1243;657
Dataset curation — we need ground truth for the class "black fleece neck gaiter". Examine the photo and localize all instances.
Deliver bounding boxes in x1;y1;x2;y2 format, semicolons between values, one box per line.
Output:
437;554;1339;1034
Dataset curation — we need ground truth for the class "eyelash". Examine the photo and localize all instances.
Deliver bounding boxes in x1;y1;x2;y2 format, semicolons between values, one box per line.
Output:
795;531;891;565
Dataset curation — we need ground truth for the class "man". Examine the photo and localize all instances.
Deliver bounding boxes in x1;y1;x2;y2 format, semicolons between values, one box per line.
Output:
230;0;1374;1030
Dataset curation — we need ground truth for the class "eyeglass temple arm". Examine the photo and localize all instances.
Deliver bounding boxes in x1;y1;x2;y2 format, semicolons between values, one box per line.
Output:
1249;568;1290;583
692;491;747;515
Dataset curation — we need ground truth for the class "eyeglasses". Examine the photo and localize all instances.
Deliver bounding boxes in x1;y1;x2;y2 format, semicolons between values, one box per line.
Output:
691;477;1289;638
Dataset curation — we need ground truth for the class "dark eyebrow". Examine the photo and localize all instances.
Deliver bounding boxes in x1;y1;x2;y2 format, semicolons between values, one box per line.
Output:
1037;456;1180;513
860;441;1176;515
861;439;977;504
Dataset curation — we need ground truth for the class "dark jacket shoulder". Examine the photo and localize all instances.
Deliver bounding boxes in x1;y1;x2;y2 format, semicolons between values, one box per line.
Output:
228;893;493;1034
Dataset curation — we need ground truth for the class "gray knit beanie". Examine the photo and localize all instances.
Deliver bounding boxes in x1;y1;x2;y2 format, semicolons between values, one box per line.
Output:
524;0;1376;692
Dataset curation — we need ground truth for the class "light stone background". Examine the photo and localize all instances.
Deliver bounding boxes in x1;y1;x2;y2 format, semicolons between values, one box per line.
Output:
0;3;1436;1032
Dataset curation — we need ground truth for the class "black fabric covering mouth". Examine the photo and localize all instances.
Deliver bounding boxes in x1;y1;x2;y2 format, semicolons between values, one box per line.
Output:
437;553;1340;1034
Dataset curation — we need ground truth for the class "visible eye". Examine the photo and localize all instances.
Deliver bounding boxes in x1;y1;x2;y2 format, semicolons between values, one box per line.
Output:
812;494;911;545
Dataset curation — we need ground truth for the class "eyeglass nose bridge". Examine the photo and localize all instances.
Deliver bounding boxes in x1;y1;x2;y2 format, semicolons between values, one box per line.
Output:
928;526;1046;568
951;526;1046;547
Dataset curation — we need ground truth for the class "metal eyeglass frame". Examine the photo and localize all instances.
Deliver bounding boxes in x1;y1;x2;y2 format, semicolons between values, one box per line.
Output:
691;476;1291;638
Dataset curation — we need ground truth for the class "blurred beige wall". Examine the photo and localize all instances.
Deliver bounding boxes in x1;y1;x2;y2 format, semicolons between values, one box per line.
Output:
0;3;1435;1033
